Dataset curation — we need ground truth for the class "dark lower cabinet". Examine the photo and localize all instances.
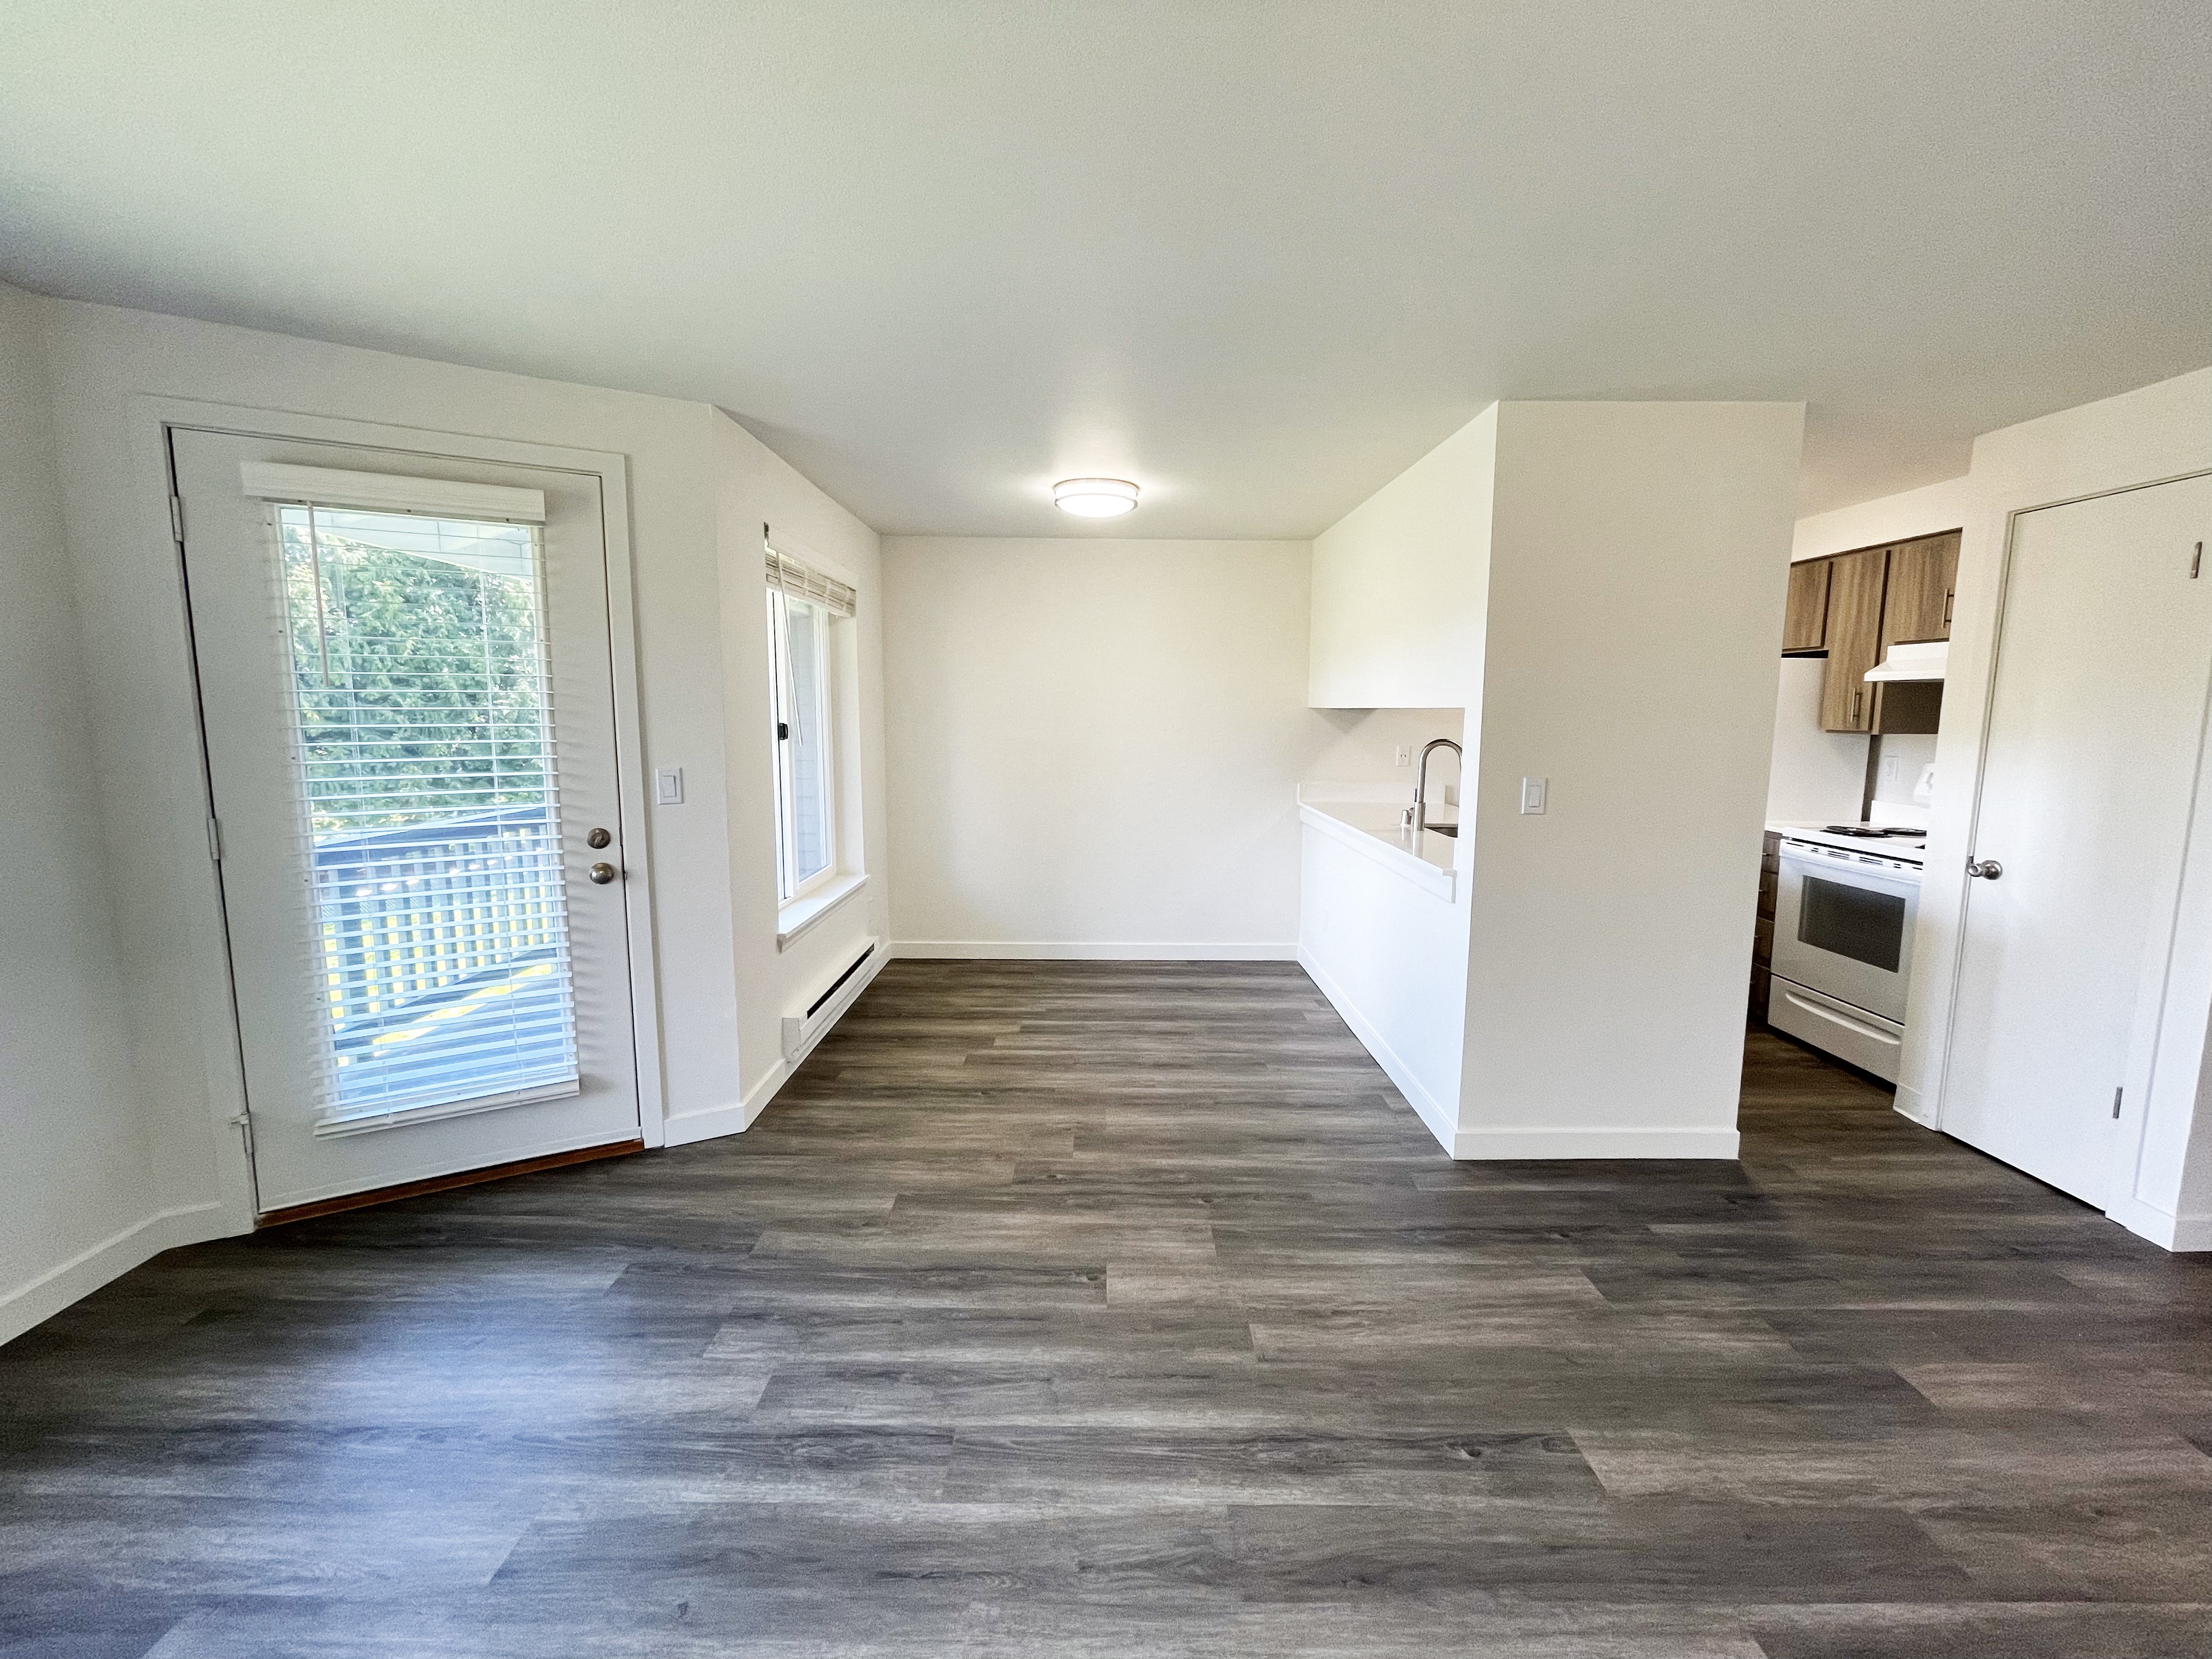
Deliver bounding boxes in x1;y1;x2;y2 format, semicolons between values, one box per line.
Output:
1751;830;1779;1023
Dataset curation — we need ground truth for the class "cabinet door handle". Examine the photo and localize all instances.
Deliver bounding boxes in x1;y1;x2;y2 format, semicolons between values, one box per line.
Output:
1852;689;1863;724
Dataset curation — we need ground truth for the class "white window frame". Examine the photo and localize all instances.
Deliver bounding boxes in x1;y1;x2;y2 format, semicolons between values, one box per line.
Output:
768;586;839;904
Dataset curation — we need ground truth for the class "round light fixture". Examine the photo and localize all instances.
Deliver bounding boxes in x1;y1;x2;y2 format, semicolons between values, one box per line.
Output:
1052;477;1140;518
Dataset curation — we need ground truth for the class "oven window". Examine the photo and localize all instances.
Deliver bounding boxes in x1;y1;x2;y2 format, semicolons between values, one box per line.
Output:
1798;875;1906;972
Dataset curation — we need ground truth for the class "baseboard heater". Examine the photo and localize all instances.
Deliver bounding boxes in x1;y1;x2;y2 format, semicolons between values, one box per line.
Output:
781;938;881;1063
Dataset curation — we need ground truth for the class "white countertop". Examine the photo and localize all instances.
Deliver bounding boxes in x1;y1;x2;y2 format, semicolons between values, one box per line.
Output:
1298;786;1458;899
1769;820;1927;862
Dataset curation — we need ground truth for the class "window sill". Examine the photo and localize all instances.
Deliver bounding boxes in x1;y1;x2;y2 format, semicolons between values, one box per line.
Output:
777;873;870;950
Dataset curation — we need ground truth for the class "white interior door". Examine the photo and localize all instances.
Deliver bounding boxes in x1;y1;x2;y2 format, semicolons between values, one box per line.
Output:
1943;472;2212;1205
172;427;640;1215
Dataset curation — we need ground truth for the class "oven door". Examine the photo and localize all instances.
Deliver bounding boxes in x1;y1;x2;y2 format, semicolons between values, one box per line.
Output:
1771;845;1919;1024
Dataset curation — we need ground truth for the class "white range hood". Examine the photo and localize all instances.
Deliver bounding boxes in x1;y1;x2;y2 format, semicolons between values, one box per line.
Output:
1865;640;1947;682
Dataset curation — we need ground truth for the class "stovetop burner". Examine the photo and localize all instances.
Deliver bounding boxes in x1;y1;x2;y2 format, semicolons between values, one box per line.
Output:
1822;824;1925;839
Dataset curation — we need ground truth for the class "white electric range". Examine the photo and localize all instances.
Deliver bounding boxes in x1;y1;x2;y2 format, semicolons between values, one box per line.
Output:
1768;820;1927;860
1764;821;1926;1081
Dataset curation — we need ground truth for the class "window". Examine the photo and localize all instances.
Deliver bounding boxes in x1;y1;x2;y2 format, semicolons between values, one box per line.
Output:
768;586;836;900
275;501;578;1120
765;538;858;908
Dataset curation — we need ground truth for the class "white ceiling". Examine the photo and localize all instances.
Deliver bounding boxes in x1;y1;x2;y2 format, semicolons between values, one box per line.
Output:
3;2;2207;537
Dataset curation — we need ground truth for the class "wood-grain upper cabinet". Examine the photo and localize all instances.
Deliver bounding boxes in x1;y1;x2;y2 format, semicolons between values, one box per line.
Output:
1819;547;1888;732
1880;531;1960;646
1781;558;1831;652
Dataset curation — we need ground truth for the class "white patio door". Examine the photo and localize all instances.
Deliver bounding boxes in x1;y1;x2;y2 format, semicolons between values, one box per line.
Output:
173;428;640;1216
1942;472;2212;1206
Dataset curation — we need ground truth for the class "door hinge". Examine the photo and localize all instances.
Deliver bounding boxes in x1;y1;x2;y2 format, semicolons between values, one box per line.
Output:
206;816;224;861
169;494;185;545
2112;1086;2124;1120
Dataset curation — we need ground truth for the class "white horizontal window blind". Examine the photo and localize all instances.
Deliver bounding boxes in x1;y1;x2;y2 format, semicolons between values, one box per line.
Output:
765;541;856;618
266;498;579;1124
240;461;545;523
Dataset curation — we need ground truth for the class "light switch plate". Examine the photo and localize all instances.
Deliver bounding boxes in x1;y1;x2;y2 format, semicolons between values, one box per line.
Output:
655;766;685;805
1520;776;1547;815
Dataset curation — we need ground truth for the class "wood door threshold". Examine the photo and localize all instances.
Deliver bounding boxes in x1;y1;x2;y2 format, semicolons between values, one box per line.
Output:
256;1138;644;1228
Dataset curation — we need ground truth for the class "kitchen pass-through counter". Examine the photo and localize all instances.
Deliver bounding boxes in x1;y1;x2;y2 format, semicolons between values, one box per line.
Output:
1295;784;1457;899
1295;782;1470;1154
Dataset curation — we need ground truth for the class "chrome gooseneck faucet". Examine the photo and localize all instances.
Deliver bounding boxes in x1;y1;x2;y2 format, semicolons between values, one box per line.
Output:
1404;737;1461;834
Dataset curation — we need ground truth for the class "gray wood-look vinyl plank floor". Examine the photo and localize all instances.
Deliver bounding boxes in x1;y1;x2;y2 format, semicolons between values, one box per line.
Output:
4;958;2210;1657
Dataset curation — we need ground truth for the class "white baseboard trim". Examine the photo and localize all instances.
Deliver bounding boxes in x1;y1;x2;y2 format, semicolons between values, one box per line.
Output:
2105;1193;2212;1253
1296;946;1457;1156
893;940;1299;961
663;1074;778;1148
1450;1125;1742;1160
1891;1081;1936;1127
1;1202;229;1348
663;949;889;1149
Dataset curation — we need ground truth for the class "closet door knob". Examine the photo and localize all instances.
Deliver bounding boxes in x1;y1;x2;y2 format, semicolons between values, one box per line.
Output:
1966;858;2003;880
588;861;620;885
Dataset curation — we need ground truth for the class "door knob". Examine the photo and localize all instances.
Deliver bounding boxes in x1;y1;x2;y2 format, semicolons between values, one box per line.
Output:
585;826;613;850
588;861;620;885
1966;857;2003;880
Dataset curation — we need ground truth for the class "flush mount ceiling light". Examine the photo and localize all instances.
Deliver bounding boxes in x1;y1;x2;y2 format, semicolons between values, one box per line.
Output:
1052;477;1139;518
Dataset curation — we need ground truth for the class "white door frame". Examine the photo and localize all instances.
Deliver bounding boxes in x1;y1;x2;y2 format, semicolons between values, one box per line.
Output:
1924;466;2212;1242
132;396;668;1234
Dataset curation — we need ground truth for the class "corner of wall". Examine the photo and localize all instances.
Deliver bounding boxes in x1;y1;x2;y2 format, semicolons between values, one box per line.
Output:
1460;401;1803;1154
0;281;181;1343
708;412;888;1139
1307;406;1497;710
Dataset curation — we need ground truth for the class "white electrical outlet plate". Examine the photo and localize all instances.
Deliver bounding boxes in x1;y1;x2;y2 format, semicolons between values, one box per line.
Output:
655;766;685;805
1394;745;1412;766
1520;776;1547;815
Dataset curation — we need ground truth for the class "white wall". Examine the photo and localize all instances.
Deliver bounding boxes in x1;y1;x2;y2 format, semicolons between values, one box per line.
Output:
1308;408;1496;709
883;536;1455;954
1459;402;1805;1155
2;295;886;1336
1791;475;1973;562
1765;658;1868;823
1895;365;2212;1248
1868;733;1937;827
697;411;888;1142
0;285;178;1344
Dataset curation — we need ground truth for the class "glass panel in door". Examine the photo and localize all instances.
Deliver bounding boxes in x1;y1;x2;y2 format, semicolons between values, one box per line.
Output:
280;505;577;1121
